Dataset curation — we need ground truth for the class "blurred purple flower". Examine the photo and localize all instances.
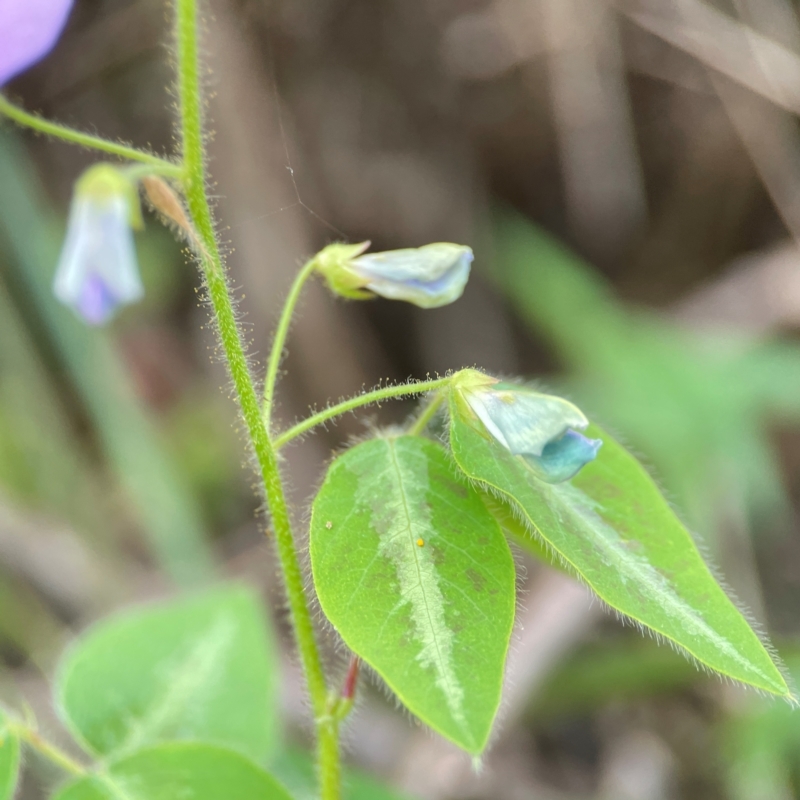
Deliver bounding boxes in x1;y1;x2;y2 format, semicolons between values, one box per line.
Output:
53;165;144;325
0;0;74;86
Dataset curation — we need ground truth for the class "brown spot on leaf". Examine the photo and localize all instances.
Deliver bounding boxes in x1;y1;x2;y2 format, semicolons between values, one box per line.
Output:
466;568;486;593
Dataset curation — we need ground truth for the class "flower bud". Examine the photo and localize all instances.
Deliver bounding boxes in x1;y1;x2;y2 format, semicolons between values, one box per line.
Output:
315;241;473;309
452;370;601;483
53;164;144;325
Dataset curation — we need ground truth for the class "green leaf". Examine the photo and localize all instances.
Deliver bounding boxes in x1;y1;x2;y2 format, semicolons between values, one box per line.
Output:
480;490;568;575
0;710;19;800
449;397;792;698
56;584;279;762
310;435;516;754
51;743;293;800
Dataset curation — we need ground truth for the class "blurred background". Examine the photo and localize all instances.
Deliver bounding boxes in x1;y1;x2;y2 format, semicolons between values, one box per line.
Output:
3;0;800;797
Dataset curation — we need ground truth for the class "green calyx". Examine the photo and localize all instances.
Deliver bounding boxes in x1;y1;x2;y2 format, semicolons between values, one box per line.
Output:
313;241;373;299
450;368;497;393
449;369;498;423
75;163;144;229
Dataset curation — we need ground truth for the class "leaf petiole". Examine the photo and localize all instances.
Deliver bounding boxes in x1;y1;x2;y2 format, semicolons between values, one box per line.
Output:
273;377;452;449
0;95;179;172
123;162;186;182
408;390;446;436
5;717;86;776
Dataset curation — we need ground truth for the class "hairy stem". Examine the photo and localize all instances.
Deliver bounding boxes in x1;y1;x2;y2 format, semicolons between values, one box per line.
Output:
0;95;180;172
318;723;340;799
174;1;336;796
123;162;186;182
263;258;318;424
7;720;86;777
274;377;452;449
408;390;447;436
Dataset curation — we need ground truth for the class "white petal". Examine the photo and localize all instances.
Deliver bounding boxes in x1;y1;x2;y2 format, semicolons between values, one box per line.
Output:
468;386;588;457
353;243;473;283
53;195;143;324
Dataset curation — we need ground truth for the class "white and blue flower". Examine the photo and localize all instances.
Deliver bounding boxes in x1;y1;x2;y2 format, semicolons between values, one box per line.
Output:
53;164;143;325
454;370;601;483
316;241;472;309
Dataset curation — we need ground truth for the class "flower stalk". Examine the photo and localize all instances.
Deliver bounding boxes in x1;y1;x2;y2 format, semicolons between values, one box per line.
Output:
263;257;318;424
408;390;447;436
0;95;180;172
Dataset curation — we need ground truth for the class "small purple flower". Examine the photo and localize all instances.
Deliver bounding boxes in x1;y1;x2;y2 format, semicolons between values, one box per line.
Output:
53;165;144;325
315;241;473;309
0;0;74;86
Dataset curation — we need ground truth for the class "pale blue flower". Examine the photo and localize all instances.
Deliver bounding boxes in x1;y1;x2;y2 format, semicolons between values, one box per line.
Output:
0;0;74;85
455;371;601;483
316;241;473;309
350;243;472;308
53;165;143;325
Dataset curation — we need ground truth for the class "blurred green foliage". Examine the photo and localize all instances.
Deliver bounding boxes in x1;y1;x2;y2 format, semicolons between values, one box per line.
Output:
1;584;413;800
52;743;295;800
722;658;800;800
0;706;19;800
493;211;800;545
57;585;279;763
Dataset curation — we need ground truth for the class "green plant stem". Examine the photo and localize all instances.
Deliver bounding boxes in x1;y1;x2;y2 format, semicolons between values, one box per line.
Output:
318;723;341;799
408;390;447;436
9;721;86;776
274;377;452;449
262;258;318;424
0;95;179;171
174;1;336;797
123;162;186;182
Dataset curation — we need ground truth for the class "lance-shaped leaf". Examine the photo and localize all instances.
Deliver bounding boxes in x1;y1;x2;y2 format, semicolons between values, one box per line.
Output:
449;396;792;698
51;743;293;800
0;709;19;800
310;435;516;754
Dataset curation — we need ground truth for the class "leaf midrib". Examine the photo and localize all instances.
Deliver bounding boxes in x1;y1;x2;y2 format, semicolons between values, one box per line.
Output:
386;441;451;694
